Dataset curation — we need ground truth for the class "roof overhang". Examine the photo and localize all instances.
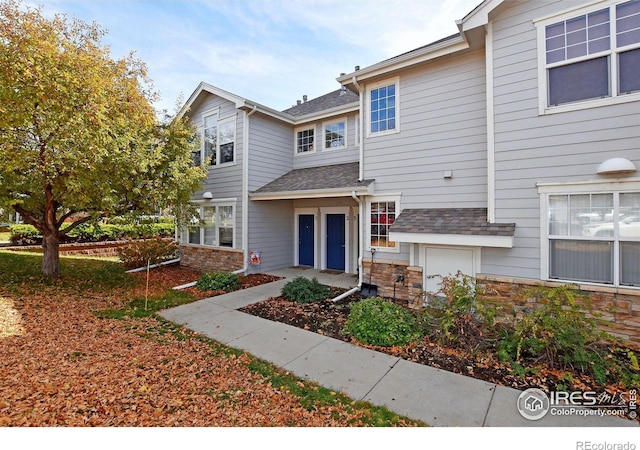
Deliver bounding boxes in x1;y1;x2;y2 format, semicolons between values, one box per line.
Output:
178;81;295;124
250;185;373;201
389;231;514;248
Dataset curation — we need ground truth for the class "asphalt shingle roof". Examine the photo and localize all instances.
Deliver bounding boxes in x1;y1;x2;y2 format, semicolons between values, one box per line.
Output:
252;162;372;194
282;89;359;117
390;208;516;236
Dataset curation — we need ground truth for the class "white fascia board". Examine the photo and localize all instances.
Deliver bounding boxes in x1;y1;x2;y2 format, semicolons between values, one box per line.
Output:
251;186;372;201
179;81;295;124
458;0;504;32
336;36;469;85
389;231;514;248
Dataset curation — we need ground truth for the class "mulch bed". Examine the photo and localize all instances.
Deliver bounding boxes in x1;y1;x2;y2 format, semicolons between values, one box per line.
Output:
240;292;640;423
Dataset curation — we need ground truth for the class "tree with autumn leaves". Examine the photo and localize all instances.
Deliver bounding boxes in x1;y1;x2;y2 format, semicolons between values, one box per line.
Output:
0;0;206;277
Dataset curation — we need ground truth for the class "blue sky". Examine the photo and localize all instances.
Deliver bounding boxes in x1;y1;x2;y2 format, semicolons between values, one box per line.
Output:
32;0;481;113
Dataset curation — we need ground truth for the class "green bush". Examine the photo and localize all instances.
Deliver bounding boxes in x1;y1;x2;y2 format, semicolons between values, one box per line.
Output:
344;297;422;347
497;285;640;386
9;222;174;245
117;237;178;269
280;276;330;303
418;272;498;350
196;272;241;292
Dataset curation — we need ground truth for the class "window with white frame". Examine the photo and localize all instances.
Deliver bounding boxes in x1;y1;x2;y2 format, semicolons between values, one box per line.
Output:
539;0;640;108
544;190;640;287
323;119;346;150
368;78;398;135
368;199;398;250
295;126;315;154
186;204;234;247
201;112;235;166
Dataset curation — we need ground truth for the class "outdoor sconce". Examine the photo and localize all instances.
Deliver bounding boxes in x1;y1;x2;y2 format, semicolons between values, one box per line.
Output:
596;158;637;175
202;191;213;200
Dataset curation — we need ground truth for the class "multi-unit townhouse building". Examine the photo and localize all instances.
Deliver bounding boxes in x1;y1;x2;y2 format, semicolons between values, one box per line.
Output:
178;0;640;346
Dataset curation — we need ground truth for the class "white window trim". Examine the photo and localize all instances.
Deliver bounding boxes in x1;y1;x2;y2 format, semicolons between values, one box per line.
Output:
366;76;400;138
534;0;640;115
294;124;316;156
537;179;640;288
366;194;401;254
215;115;237;167
184;199;237;248
322;117;347;151
200;109;237;167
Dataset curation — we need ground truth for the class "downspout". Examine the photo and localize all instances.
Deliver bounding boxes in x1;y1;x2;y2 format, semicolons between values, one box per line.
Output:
351;77;365;182
486;22;496;223
331;190;364;302
239;104;258;274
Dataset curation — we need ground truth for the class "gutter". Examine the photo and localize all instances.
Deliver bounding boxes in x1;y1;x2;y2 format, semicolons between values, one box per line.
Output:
126;258;181;273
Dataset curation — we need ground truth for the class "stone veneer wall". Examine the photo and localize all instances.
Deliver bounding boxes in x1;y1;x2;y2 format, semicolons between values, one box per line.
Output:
362;260;424;302
179;244;244;273
477;275;640;350
362;259;640;350
3;240;132;257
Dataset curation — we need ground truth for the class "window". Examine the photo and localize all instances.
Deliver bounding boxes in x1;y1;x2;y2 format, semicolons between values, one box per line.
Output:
368;78;399;136
544;190;640;287
323;119;346;150
539;0;640;110
295;126;315;154
201;112;235;166
186;204;235;247
369;200;397;250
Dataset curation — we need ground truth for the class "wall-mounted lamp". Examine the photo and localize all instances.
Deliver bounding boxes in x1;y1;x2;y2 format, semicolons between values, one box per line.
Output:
202;191;213;200
596;158;637;175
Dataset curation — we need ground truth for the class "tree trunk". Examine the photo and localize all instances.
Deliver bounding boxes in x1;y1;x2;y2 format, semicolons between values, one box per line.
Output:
42;228;61;278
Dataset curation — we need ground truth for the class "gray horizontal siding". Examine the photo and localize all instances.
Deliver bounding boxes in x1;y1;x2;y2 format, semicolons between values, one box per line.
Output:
486;0;640;281
293;113;359;170
363;49;488;210
246;200;294;273
248;113;293;192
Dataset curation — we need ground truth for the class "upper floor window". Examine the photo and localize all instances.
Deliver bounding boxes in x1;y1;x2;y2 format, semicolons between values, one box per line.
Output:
538;0;640;111
201;111;235;166
367;77;399;136
295;126;315;154
323;118;346;150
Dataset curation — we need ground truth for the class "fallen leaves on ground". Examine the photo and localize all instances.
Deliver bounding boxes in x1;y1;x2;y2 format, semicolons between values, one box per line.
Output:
0;266;376;427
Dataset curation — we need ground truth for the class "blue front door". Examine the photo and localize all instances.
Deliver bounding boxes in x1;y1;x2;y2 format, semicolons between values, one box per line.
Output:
326;214;345;271
298;214;314;267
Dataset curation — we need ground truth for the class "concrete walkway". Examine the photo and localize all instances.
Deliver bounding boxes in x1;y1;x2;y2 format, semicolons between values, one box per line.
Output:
160;268;637;427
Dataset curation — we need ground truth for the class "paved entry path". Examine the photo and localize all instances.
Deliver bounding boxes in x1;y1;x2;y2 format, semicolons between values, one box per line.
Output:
160;268;637;427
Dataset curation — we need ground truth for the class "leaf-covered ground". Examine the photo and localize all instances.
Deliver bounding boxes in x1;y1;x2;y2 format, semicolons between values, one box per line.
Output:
0;258;420;427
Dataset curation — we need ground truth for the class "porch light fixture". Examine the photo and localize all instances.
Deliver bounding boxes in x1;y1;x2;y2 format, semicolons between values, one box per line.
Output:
202;191;213;200
596;158;637;175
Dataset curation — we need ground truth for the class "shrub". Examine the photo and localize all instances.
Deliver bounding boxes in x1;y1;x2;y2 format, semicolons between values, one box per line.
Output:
497;285;640;386
9;222;174;245
343;297;422;347
117;237;178;269
417;272;499;350
9;224;41;244
280;276;330;303
196;272;241;292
